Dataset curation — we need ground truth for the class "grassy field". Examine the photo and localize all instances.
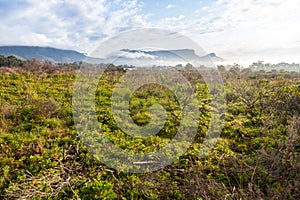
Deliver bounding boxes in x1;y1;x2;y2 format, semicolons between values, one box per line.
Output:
0;65;299;199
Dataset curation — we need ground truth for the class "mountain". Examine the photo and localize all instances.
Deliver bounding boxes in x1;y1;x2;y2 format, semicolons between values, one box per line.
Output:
0;46;86;63
199;53;224;62
105;49;224;66
0;46;224;66
118;49;201;61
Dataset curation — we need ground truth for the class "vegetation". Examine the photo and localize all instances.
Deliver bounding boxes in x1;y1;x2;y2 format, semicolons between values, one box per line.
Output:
0;60;299;199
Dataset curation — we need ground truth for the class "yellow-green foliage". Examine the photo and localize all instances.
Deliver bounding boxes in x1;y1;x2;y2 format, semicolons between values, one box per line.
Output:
0;69;299;199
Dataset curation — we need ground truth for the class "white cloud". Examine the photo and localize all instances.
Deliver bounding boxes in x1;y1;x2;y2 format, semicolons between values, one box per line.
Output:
207;0;300;65
166;4;175;9
113;50;157;59
1;0;299;65
0;0;148;54
164;15;186;22
154;0;300;65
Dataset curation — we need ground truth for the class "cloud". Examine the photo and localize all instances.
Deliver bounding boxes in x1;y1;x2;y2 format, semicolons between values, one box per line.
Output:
206;0;300;65
112;50;157;59
164;15;186;22
155;15;187;31
1;0;299;65
0;0;148;53
154;0;300;65
166;4;175;9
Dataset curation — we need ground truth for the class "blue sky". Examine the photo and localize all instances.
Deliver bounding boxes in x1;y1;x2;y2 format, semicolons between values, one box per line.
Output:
0;0;300;66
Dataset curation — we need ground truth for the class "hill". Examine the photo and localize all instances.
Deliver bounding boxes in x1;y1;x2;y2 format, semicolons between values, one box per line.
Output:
0;46;86;63
0;46;224;66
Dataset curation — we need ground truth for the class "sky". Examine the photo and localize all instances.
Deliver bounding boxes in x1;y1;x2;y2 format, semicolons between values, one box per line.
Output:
0;0;300;66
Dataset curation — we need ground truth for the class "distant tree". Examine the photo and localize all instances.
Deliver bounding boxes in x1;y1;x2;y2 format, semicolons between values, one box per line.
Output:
185;63;194;70
241;68;253;78
270;69;278;73
217;65;226;72
7;55;22;67
175;64;183;70
229;63;241;78
0;55;8;67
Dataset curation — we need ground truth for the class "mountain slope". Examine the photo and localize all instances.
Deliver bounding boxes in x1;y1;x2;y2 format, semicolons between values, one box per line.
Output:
0;46;224;66
0;46;86;63
106;49;224;66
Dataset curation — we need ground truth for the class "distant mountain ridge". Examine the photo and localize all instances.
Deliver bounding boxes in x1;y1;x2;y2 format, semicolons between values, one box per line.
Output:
0;46;224;66
119;49;202;61
0;46;86;63
105;49;224;66
117;49;224;62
